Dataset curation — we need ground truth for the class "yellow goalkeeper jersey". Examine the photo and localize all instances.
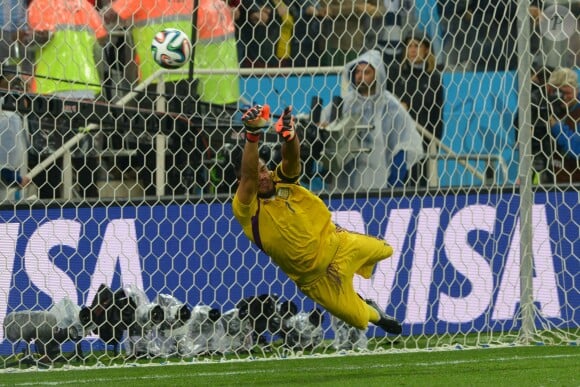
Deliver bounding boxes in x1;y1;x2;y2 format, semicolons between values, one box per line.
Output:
233;166;337;285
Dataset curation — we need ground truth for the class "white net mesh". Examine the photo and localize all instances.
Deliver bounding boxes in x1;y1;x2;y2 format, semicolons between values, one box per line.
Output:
0;0;578;370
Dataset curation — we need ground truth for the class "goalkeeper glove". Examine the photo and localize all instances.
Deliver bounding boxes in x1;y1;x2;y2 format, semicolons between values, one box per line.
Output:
275;106;295;142
242;104;270;143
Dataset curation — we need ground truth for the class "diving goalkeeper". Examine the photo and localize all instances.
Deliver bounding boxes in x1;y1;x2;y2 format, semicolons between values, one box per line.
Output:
232;104;402;335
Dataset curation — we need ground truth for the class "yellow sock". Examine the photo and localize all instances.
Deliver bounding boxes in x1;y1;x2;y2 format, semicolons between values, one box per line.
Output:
367;304;381;324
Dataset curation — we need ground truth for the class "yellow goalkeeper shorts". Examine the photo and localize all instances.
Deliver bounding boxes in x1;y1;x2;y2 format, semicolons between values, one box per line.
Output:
299;230;393;330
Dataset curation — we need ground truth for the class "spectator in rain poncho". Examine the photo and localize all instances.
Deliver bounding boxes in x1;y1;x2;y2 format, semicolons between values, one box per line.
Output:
0;109;28;194
0;74;30;200
321;49;424;191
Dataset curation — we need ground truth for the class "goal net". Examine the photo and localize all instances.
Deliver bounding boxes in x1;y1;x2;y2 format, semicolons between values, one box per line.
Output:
0;0;578;369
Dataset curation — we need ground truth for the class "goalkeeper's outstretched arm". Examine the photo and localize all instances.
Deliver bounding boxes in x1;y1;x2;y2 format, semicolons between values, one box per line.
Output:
235;104;300;205
236;105;269;205
236;138;259;205
277;106;301;178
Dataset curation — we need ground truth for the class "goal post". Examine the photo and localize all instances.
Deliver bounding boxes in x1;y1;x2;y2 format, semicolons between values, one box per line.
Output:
515;0;536;344
0;0;579;370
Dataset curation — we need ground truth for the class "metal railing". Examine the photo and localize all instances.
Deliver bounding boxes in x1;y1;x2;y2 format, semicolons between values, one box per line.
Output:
416;123;510;186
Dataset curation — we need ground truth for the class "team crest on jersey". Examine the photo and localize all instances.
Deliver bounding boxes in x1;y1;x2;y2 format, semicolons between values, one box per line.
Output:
277;187;290;199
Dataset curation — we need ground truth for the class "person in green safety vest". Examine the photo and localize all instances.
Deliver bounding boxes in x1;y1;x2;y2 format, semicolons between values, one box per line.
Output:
105;0;240;113
26;0;108;200
27;0;108;99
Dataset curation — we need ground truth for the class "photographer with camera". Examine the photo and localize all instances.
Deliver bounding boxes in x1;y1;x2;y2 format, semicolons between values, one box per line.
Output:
514;66;554;185
547;67;580;184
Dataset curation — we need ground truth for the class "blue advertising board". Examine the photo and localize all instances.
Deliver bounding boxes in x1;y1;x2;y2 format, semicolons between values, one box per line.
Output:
0;190;578;354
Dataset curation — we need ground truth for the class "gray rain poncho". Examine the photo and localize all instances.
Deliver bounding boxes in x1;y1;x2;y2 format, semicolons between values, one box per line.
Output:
322;50;424;191
0;110;27;199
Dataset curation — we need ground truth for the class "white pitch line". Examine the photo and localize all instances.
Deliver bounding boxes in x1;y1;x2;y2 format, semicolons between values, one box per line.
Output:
4;352;579;386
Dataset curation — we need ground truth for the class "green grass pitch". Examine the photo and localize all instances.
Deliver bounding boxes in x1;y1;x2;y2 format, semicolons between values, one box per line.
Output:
1;345;577;386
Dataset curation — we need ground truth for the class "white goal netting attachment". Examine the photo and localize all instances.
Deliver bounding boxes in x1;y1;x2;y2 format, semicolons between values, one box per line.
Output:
0;0;578;370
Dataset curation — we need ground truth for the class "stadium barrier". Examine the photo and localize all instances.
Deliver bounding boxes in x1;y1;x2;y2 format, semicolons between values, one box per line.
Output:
1;187;577;358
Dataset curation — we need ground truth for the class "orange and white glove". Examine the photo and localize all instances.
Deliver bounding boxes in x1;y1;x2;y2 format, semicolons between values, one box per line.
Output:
275;106;295;142
242;104;270;143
